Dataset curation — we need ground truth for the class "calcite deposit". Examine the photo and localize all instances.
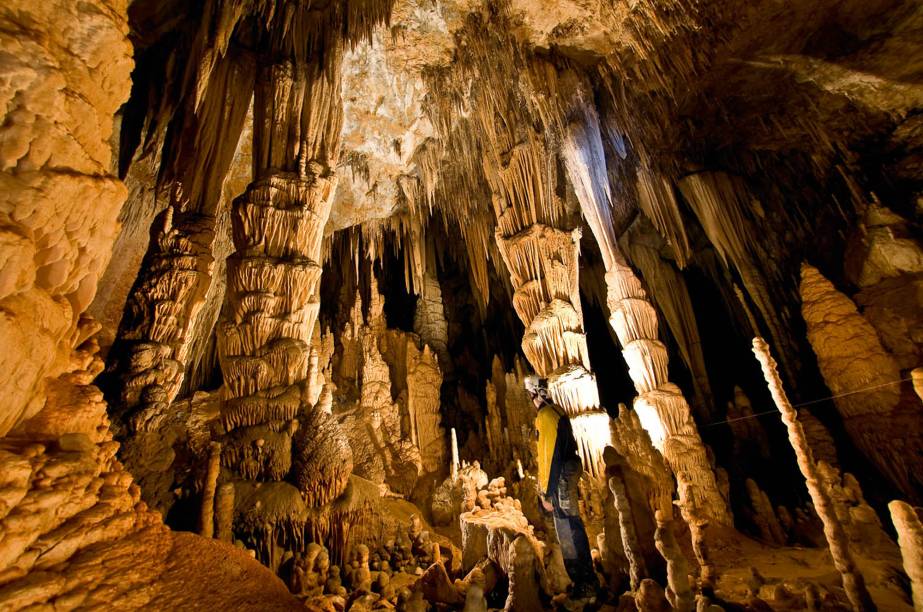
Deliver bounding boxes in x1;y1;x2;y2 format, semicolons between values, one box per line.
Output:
1;0;922;609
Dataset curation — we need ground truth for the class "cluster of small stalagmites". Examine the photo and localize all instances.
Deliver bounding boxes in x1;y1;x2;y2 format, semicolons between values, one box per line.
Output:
113;207;216;428
292;516;458;612
431;461;488;527
457;480;548;612
800;263;923;501
602;410;732;608
607;260;730;529
816;462;897;553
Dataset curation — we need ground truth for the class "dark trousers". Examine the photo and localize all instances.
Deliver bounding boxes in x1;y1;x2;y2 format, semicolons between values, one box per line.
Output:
550;458;596;594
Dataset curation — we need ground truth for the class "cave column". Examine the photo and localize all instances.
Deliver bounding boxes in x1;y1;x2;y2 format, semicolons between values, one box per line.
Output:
108;47;254;428
215;26;351;510
486;135;609;479
562;104;731;527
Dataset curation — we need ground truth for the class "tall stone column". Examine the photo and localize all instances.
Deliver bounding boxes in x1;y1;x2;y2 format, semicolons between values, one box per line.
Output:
562;102;731;526
107;46;254;429
215;18;354;561
484;134;609;479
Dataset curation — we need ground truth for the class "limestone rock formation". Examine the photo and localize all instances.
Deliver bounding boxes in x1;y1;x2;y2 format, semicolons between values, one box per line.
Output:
3;0;923;609
800;263;923;500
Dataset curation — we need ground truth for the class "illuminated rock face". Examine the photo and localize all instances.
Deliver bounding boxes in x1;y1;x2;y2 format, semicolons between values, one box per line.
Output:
3;0;923;608
800;263;923;501
0;0;299;607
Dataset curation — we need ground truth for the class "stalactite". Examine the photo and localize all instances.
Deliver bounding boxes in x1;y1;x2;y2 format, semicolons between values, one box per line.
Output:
494;222;607;473
621;217;713;415
800;263;922;500
560;96;726;527
634;166;691;268
678;171;798;385
752;337;876;612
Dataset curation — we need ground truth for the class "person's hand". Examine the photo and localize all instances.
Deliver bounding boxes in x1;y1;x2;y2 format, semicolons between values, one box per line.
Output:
540;495;554;512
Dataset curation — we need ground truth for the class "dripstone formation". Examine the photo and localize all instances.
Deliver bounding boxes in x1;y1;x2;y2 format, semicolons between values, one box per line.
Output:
1;0;922;610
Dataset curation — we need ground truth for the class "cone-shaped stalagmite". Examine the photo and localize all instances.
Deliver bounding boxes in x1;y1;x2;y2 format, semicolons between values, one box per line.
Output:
752;337;876;612
889;500;923;610
800;263;923;500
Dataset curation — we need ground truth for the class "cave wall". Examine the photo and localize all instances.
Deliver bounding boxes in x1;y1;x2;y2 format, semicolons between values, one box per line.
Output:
0;0;300;608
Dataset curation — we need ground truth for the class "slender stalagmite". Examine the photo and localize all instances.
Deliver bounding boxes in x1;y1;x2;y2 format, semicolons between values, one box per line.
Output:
451;427;460;480
654;510;694;612
889;500;923;611
215;482;235;542
200;441;222;538
752;337;876;611
608;469;646;590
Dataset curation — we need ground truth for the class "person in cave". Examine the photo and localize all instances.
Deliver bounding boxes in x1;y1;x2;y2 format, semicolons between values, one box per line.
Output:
526;375;599;603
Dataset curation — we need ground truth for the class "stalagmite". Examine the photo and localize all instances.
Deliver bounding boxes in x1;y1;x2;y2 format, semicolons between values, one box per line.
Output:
752;337;876;612
801;263;922;500
216;482;236;542
889;500;923;611
407;343;446;473
201;441;222;538
451;428;460;481
746;478;786;545
605;449;647;590
654;510;694;612
5;0;923;608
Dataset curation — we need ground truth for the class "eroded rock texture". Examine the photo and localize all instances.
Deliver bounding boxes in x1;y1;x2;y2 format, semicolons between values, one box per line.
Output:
0;0;298;607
